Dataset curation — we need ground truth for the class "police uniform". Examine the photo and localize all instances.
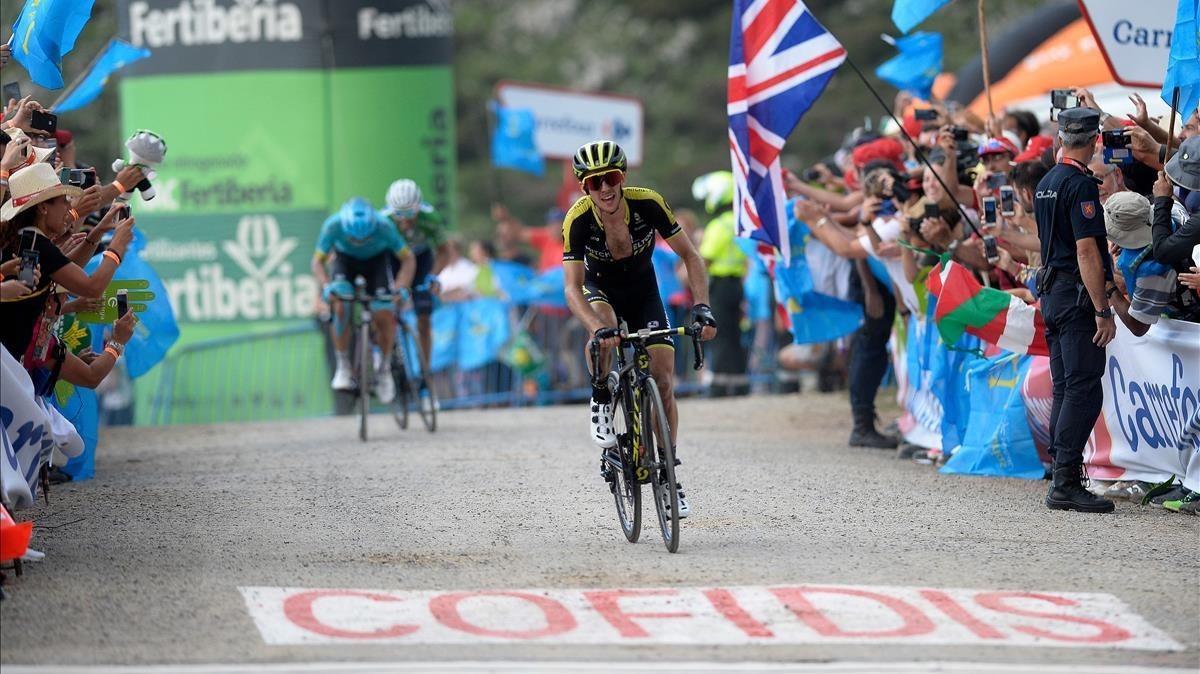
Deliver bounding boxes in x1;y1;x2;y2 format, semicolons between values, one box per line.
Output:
1032;107;1115;512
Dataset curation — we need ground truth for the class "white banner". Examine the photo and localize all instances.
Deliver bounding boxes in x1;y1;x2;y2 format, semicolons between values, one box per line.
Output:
1078;0;1175;88
496;81;644;165
1022;318;1200;490
1;348;83;510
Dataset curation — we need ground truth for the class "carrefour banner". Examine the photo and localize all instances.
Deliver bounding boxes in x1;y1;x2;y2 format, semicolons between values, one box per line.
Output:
116;0;454;422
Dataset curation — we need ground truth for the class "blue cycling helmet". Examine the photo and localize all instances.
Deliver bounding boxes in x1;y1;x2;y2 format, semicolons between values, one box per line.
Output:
339;197;377;239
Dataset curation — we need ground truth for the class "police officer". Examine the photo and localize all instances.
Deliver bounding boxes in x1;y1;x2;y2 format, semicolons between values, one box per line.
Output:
1033;107;1117;513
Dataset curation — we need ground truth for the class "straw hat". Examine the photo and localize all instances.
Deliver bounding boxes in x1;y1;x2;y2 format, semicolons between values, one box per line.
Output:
0;162;82;221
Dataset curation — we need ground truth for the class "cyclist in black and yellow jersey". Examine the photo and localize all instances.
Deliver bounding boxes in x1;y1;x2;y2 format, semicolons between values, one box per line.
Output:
562;140;717;518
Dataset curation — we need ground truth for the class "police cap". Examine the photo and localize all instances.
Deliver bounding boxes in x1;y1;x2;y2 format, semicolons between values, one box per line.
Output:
1058;107;1101;135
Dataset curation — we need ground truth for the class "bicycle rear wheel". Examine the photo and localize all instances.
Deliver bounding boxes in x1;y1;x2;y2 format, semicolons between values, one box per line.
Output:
609;391;641;542
641;377;678;553
357;319;371;442
417;375;438;432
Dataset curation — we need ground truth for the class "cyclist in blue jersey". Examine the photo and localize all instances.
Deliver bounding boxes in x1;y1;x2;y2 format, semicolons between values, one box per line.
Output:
311;197;416;403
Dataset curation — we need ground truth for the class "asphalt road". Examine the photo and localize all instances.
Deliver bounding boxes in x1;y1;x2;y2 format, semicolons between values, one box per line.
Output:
1;394;1196;672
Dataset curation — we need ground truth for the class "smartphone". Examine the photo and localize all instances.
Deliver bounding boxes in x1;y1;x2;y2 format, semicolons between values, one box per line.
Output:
59;167;95;188
914;108;938;122
1;81;19;104
1050;89;1078;110
1101;130;1129;149
116;289;129;318
19;248;39;286
30;110;57;134
999;185;1016;217
985;173;1007;189
982;197;998;225
924;203;940;220
983;235;1000;265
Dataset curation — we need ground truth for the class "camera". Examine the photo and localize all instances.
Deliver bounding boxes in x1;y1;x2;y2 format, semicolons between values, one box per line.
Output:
924;203;940;220
1050;89;1078;110
802;167;822;182
983;235;1000;265
1102;130;1129;149
949;126;970;142
915;108;939;122
982;197;998;226
999;185;1016;217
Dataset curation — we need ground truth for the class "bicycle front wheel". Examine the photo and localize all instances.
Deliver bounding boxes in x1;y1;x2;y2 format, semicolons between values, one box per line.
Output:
391;351;410;431
417;375;438;433
641;377;678;553
610;390;641;543
357;319;371;442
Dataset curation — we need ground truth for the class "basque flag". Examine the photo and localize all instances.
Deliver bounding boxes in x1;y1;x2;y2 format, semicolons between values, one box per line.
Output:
728;0;845;261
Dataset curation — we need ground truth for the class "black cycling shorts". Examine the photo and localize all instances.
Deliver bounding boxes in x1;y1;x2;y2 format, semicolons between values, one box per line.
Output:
384;246;435;315
333;251;393;298
583;279;674;349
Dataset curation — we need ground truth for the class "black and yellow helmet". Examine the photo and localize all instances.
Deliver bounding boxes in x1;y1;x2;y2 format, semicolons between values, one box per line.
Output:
572;140;628;180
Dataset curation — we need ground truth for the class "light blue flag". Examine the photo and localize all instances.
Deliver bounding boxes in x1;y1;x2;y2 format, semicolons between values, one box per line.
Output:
891;0;952;34
1162;0;1200;117
490;103;544;176
490;259;539;305
942;353;1043;479
55;386;98;481
85;231;180;378
456;298;512;371
10;0;96;89
876;32;942;99
531;266;568;309
651;246;683;307
777;199;863;344
55;39;151;113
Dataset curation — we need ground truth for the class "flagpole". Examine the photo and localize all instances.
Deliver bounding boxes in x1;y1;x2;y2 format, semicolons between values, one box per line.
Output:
1165;87;1180;163
843;55;984;239
49;36;112;111
977;0;994;124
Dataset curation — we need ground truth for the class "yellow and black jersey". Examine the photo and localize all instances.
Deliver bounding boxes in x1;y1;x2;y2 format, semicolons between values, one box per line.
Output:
561;187;682;284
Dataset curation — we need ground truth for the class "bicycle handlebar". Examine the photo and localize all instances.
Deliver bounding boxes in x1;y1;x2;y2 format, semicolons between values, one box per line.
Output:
588;325;706;384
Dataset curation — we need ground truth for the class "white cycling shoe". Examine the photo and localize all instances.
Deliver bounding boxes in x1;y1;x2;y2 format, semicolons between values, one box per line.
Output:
674;483;691;519
374;364;395;404
331;363;354;391
590;399;617;448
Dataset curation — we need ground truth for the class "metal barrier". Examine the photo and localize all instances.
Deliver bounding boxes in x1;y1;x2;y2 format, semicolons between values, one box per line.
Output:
145;306;793;424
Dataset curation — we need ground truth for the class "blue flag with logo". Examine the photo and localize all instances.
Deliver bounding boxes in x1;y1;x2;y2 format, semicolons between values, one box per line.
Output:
490;103;544;176
778;199;863;344
531;266;568;309
10;0;96;89
651;247;683;307
85;231;179;378
491;259;539;305
456;298;512;371
55;385;98;481
55;39;151;113
891;0;951;34
942;353;1043;479
1162;0;1200;117
876;32;942;99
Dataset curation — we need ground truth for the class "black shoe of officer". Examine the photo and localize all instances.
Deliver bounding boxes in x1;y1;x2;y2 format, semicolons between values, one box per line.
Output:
1045;465;1115;513
848;412;897;449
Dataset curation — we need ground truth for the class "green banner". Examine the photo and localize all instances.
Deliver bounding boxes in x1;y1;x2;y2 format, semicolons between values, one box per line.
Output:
116;0;455;424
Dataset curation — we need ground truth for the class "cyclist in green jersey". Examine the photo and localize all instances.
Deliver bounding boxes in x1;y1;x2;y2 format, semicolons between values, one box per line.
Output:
562;140;717;519
383;179;449;367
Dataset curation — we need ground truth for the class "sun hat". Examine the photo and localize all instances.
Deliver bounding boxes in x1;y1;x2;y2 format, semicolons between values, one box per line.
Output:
1103;190;1153;250
1165;135;1200;192
0;162;82;221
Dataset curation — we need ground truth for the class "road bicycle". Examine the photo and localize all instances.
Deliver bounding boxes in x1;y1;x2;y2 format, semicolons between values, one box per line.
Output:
392;293;437;433
590;324;704;553
330;277;435;440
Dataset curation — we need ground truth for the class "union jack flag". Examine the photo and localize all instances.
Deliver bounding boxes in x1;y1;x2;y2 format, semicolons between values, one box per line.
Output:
728;0;845;260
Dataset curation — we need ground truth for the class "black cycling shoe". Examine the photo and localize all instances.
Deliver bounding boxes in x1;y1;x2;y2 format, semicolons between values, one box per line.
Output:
849;427;897;449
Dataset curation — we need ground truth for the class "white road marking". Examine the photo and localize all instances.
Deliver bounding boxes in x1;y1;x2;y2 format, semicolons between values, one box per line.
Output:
237;583;1182;651
0;662;1194;674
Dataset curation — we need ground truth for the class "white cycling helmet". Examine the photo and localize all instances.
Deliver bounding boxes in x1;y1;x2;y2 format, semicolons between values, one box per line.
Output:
386;179;422;215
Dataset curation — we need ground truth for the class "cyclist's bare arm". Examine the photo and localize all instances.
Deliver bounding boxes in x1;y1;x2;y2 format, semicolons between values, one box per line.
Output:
394;247;416;290
563;261;607;335
311;251;331;289
664;231;710;306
